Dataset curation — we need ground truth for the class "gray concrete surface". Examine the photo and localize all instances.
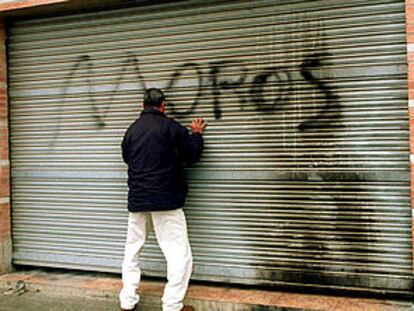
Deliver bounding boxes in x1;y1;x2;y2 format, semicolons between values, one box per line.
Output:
0;286;126;311
0;286;305;311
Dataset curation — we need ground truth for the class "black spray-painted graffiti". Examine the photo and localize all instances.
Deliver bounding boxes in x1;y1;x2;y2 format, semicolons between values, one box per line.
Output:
63;53;147;128
61;52;336;127
165;53;337;123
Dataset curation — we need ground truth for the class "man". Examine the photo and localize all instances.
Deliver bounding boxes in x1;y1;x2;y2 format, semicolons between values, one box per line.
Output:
119;88;206;311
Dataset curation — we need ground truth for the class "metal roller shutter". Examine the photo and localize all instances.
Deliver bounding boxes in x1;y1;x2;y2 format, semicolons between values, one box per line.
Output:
8;0;412;293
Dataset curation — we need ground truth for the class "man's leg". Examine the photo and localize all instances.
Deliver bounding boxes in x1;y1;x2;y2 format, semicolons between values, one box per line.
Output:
119;212;151;310
152;209;193;311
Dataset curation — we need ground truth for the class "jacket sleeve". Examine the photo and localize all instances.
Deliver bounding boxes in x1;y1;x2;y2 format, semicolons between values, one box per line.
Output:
174;122;204;166
121;131;130;165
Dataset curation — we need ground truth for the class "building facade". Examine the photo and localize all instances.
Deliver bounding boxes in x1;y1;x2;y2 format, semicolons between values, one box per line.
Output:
0;0;413;296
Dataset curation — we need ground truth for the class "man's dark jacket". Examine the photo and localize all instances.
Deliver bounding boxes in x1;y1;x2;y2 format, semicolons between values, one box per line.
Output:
121;109;204;212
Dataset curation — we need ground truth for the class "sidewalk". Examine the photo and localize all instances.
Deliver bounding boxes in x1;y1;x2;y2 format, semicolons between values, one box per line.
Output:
0;269;412;311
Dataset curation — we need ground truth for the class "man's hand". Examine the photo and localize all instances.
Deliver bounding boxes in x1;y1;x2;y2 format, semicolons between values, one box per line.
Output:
190;117;207;134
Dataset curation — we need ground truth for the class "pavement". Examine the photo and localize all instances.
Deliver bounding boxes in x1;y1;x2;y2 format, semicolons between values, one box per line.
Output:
0;269;412;311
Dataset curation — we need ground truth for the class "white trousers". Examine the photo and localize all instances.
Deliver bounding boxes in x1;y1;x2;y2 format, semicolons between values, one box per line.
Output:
119;209;193;311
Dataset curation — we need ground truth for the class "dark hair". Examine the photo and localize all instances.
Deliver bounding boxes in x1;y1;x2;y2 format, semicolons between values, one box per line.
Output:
143;88;165;109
